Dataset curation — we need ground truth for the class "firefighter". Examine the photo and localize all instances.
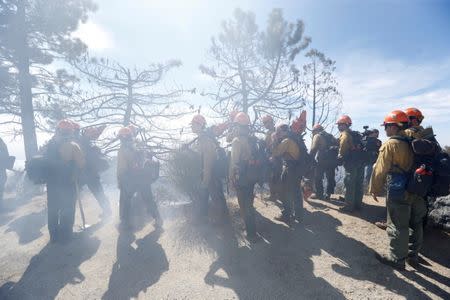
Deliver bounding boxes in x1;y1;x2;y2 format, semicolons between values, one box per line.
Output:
336;115;365;212
404;107;425;139
309;124;337;201
0;137;9;211
78;126;112;218
117;127;162;229
370;110;426;269
262;115;281;202
46;119;85;243
190;114;229;223
229;112;257;240
271;124;302;225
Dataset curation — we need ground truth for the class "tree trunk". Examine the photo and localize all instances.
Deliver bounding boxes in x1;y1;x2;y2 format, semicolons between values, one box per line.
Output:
312;60;316;128
16;0;38;159
123;69;132;126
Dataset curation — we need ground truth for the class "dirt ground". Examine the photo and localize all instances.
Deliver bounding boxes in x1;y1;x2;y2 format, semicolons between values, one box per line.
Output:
0;186;449;300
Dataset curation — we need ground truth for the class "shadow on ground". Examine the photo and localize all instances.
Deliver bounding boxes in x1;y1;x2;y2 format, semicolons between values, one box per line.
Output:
4;209;47;245
102;226;168;300
0;225;101;300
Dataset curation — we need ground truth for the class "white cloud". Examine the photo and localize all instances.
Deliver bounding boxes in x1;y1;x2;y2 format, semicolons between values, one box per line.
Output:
72;21;114;51
336;50;450;144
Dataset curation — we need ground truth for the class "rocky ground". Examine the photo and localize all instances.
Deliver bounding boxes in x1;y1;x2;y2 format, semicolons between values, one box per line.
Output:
0;185;449;299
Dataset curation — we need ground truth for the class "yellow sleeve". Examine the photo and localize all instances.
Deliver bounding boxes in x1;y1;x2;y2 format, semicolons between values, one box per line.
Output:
338;132;351;158
272;139;289;158
199;138;216;185
72;143;85;169
310;134;321;158
368;143;393;195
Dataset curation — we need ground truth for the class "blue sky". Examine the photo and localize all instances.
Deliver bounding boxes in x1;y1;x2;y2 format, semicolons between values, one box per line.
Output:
8;0;450;159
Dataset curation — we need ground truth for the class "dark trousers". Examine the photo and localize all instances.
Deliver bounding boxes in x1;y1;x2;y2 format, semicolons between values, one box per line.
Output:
236;184;256;237
119;183;160;224
314;165;336;197
86;173;111;213
281;171;303;220
198;176;228;219
344;164;365;209
46;182;77;241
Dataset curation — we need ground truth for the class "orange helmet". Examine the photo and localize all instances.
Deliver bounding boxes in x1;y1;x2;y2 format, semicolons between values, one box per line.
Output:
117;127;133;139
233;112;250;126
56;119;74;132
404;107;424;121
71;121;80;131
191;114;206;127
336;115;352;125
382;110;409;126
83;125;106;140
229;110;239;121
262;115;273;124
312;124;324;131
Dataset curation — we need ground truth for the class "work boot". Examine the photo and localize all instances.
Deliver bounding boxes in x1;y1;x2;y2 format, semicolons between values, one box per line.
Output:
375;221;387;230
406;256;420;268
339;205;354;213
324;194;331;201
375;253;405;270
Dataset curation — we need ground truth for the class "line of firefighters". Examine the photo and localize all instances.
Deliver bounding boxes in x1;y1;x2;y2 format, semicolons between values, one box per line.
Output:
0;106;436;270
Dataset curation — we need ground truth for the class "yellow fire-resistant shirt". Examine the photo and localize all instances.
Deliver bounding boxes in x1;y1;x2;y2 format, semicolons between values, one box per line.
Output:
59;141;85;169
404;125;425;139
310;133;327;159
195;133;218;186
338;129;353;159
229;135;252;179
117;143;137;184
368;133;414;195
265;129;275;152
272;137;300;161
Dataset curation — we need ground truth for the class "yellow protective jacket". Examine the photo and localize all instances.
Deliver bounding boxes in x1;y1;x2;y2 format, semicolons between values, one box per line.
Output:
229;135;252;180
117;142;137;184
265;129;275;152
272;137;300;161
195;133;217;186
368;133;414;195
404;125;425;139
59;141;85;170
338;129;353;159
310;132;327;159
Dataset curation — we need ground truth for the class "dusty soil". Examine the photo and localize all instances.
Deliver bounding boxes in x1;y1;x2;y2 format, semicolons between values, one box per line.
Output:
0;186;449;300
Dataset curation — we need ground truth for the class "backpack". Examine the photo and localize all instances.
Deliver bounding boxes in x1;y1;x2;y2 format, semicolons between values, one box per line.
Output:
362;136;382;164
245;136;268;185
391;134;442;197
204;128;229;180
430;151;450;197
26;139;75;185
288;132;314;180
317;131;338;168
347;130;380;165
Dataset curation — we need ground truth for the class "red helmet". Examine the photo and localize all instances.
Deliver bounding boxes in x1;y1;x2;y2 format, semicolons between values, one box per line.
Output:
117;127;133;139
336;115;352;125
262;115;273;124
312;124;324;131
191;114;206;127
56;119;74;132
233;112;250;126
382;110;409;126
404;107;424;121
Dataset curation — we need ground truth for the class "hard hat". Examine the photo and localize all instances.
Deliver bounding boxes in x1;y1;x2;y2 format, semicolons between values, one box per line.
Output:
336;115;352;125
404;107;424;121
312;124;324;131
262;115;273;124
233;112;250;126
71;121;80;130
276;124;290;132
191;114;207;127
117;127;133;139
56;119;74;132
382;110;409;126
